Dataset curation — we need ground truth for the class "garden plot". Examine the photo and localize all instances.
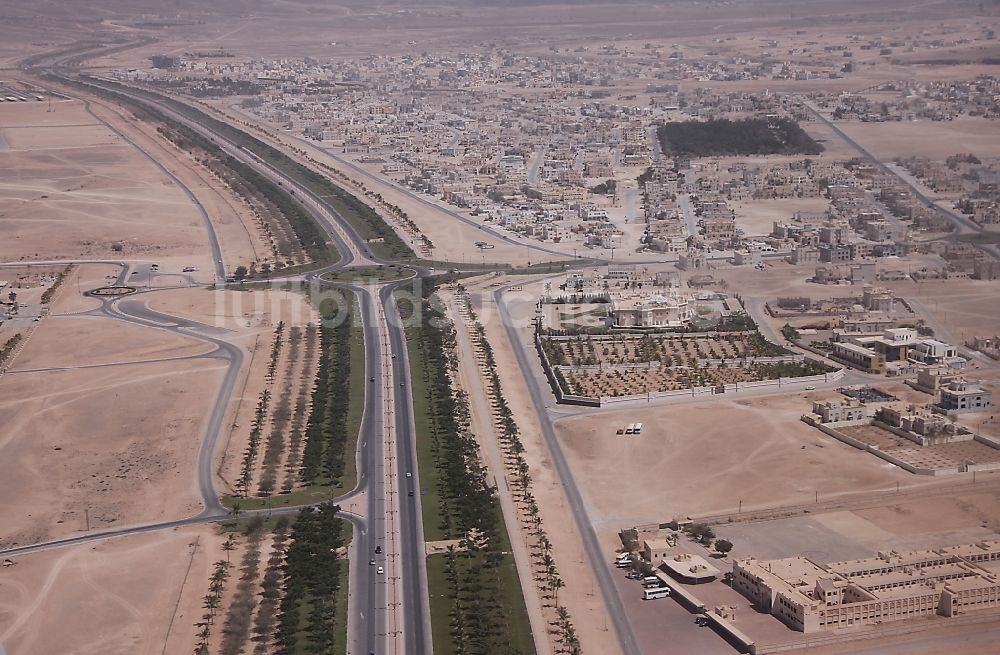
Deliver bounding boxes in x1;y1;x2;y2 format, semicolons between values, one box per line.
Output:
563;359;832;397
542;332;786;367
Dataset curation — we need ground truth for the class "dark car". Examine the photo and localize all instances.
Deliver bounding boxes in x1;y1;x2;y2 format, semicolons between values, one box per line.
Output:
375;545;382;554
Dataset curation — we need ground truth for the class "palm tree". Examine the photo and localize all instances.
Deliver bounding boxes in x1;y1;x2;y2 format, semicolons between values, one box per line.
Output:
203;595;220;622
551;577;565;604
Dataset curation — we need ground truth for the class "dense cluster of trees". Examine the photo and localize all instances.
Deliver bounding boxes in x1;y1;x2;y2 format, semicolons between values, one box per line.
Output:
301;295;354;485
259;325;301;496
277;504;346;653
657;118;823;157
753;359;834;378
405;280;534;655
590;179;616;195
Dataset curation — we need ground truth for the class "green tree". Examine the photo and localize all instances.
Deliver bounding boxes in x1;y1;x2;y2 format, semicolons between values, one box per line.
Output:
715;539;734;556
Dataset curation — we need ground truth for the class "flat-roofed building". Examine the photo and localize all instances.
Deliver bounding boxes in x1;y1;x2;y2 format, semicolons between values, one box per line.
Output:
832;341;885;372
733;541;1000;633
642;537;674;563
811;398;875;423
611;293;692;328
936;379;994;415
660;552;720;584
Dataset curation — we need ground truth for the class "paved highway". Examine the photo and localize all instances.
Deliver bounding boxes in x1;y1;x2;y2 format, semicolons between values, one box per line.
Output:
7;69;433;655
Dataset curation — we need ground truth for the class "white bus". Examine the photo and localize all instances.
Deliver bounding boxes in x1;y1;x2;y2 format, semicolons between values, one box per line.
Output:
643;586;671;600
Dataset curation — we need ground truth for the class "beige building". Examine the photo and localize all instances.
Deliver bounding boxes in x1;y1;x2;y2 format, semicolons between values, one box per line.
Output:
936;379;994;415
733;541;1000;633
810;399;875;423
611;293;692;328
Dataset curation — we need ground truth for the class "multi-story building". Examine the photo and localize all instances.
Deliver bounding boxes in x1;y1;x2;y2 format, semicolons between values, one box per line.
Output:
936;380;994;414
611;293;692;328
810;399;876;423
733;541;1000;633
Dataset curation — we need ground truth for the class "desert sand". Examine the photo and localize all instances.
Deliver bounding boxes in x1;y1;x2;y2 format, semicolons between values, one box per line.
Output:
0;526;224;655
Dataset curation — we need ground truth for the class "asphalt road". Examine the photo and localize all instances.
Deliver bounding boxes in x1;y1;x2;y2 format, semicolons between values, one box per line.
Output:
77;74;437;654
382;283;433;655
799;99;1000;260
102;292;240;517
492;284;643;655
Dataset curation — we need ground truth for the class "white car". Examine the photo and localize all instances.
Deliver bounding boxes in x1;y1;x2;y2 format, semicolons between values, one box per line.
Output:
377;566;384;575
804;385;816;391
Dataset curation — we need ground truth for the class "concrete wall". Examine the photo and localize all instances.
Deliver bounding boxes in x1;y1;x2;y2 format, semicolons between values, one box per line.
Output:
534;330;602;406
805;419;955;476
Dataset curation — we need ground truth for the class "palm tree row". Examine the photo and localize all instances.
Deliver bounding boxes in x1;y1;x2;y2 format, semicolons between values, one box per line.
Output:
456;285;581;654
406;279;532;655
194;556;231;654
300;294;355;485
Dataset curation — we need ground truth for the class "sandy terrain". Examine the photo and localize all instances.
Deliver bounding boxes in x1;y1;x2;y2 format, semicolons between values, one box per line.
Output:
145;286;316;331
11;314;213;370
554;393;924;528
837;118;1000;162
0;99;211;266
0;357;221;547
142;286;318;492
0;526;224;655
733;197;831;236
82;95;266;275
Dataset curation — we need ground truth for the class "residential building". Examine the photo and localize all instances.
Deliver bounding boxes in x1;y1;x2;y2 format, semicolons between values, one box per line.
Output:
936;380;994;414
611;293;692;328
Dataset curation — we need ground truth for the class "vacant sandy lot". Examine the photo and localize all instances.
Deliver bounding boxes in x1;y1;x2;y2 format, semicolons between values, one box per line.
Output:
555;392;922;529
0;99;210;265
0;526;224;655
146;286;317;331
0;357;221;547
733;197;831;236
11;314;213;370
838;118;1000;162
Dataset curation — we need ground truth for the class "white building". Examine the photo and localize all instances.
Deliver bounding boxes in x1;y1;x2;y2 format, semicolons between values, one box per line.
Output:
611;293;692;328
